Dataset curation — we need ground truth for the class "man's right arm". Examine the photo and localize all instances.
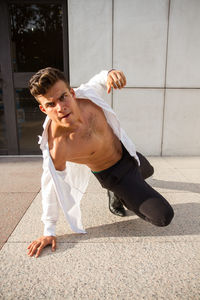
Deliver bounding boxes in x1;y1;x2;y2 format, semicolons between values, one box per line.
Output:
27;235;56;258
27;169;59;258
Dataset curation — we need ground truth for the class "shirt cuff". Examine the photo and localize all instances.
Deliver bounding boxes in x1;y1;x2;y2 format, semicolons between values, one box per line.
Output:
43;221;56;236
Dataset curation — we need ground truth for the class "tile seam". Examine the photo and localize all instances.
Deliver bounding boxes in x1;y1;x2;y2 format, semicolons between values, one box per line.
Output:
5;239;200;245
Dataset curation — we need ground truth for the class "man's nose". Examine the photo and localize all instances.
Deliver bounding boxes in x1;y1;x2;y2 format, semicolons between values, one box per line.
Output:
57;101;67;112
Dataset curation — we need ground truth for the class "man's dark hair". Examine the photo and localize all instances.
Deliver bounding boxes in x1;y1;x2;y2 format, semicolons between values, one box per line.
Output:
29;67;70;102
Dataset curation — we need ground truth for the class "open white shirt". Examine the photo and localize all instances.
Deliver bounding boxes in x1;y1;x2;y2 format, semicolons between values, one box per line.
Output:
39;70;139;236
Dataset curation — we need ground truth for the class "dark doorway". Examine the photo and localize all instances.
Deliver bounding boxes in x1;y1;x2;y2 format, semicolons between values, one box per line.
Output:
0;0;69;154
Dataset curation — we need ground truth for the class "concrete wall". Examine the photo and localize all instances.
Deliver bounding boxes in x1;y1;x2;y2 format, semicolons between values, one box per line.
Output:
68;0;200;156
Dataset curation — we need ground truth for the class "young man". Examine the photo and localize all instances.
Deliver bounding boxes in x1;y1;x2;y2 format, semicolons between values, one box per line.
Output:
27;68;174;258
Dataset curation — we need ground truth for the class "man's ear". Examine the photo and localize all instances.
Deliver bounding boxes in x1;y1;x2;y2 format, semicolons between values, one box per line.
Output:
70;88;76;99
39;105;47;115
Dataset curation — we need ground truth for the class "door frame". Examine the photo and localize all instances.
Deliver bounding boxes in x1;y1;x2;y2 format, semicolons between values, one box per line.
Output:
0;0;69;155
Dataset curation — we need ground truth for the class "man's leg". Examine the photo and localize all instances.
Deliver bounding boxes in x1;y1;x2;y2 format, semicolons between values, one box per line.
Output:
112;165;174;227
94;155;174;226
108;151;154;217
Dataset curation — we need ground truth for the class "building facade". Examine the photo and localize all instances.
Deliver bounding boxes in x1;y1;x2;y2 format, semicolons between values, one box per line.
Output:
1;0;200;155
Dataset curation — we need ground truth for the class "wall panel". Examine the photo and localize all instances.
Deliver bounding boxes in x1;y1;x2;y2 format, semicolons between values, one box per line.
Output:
113;88;164;155
114;0;168;87
68;0;112;87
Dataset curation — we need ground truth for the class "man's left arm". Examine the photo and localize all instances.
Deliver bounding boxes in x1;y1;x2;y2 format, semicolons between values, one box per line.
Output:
84;69;126;96
106;70;126;94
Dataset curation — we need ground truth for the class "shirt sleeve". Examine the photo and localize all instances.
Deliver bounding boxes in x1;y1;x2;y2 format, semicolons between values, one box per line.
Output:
41;168;59;236
79;70;108;98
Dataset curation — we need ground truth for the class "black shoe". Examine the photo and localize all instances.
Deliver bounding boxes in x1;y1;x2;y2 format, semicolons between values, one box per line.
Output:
107;190;126;217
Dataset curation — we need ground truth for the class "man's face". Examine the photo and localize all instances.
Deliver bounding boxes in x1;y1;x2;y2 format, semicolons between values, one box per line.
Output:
38;80;77;127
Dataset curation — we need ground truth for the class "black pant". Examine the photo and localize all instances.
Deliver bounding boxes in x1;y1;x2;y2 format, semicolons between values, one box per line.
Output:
135;151;154;180
92;145;174;227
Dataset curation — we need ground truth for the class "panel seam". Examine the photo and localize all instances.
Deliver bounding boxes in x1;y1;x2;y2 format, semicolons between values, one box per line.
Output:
161;0;171;156
111;0;114;108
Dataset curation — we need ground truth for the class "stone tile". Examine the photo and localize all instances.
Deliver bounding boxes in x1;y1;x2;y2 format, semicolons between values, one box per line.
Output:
163;157;200;169
1;158;200;300
162;89;200;155
0;193;37;244
148;156;175;169
147;160;200;193
7;193;45;243
0;241;199;299
166;0;200;87
145;159;190;193
177;169;200;184
8;189;200;244
114;0;168;87
162;192;200;236
148;176;200;194
0;157;42;192
68;0;112;87
58;192;200;242
150;164;190;184
113;88;164;155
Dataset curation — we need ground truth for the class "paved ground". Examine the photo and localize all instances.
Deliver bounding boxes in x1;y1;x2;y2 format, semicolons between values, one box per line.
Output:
0;156;200;299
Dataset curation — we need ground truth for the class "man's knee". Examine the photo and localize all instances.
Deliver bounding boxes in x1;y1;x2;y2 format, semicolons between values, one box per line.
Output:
136;152;154;180
139;164;154;180
139;197;174;227
156;205;174;227
145;164;154;179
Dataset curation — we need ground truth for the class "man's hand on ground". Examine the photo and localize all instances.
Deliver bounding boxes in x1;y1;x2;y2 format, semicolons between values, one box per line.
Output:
107;70;127;94
27;236;56;258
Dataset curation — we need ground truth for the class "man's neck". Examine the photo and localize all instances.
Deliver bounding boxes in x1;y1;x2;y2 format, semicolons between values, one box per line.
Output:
50;116;84;139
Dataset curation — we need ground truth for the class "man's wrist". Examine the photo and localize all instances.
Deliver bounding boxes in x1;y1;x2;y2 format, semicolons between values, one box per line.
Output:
108;69;116;74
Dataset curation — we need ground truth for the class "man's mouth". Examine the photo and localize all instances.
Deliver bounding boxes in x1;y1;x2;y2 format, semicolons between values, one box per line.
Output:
61;113;71;119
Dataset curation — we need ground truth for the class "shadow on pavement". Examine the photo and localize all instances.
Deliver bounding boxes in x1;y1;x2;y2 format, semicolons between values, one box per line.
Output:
32;202;200;258
148;178;200;193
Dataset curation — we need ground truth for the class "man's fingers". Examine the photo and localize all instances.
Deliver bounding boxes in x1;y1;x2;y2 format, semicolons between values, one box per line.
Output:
35;244;44;258
108;79;118;90
107;83;111;94
108;71;127;91
27;241;36;254
28;245;38;256
110;72;118;83
27;242;33;249
28;242;40;257
122;73;127;86
52;239;56;252
27;236;56;258
116;72;126;87
110;73;122;89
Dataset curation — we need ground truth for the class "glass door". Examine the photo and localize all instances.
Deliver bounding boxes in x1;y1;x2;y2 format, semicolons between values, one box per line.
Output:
0;0;69;154
0;81;8;155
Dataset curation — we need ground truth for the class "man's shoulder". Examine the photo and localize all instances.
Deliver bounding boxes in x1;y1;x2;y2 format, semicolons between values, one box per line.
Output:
75;83;101;98
78;98;103;116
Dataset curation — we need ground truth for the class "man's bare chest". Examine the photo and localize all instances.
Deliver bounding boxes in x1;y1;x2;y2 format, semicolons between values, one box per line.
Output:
49;106;113;166
64;113;109;161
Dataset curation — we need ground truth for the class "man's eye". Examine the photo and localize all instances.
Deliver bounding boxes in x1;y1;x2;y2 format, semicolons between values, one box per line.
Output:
47;103;55;107
60;94;68;101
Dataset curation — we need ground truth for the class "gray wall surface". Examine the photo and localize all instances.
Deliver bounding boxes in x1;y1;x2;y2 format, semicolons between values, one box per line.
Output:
68;0;200;156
